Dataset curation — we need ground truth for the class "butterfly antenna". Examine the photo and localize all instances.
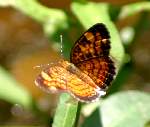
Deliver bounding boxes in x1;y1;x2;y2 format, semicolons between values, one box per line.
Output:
60;34;64;58
59;34;64;87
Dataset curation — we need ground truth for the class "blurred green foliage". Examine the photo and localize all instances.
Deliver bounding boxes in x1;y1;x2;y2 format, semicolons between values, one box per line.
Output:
0;0;150;127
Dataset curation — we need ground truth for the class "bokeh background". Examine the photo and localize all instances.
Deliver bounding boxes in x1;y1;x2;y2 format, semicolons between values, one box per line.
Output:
0;0;150;127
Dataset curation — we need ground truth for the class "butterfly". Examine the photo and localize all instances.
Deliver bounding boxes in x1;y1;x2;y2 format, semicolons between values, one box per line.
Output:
35;23;116;103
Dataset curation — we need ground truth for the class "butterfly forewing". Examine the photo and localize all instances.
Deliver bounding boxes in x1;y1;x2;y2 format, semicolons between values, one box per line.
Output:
70;23;116;90
70;23;111;64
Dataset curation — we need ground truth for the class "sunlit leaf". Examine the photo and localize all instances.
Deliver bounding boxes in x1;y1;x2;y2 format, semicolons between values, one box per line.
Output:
100;91;150;127
52;93;78;127
0;66;33;109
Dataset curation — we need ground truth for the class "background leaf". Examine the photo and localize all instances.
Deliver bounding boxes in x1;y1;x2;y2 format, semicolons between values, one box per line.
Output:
119;2;150;19
100;91;150;127
0;66;33;109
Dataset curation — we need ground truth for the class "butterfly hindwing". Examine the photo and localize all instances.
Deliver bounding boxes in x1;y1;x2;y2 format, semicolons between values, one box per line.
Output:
76;57;116;89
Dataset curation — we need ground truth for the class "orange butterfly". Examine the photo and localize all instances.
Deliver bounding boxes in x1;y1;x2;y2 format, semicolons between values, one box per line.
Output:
35;23;116;102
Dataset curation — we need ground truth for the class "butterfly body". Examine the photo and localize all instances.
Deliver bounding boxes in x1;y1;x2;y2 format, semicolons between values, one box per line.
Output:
35;23;116;102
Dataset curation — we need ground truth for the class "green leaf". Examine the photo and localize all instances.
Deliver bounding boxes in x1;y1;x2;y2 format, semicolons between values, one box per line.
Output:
119;2;150;20
52;93;78;127
100;91;150;127
71;2;125;71
0;66;33;109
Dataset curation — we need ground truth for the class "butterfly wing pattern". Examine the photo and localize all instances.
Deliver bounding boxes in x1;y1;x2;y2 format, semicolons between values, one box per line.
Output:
70;23;116;90
35;23;116;103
